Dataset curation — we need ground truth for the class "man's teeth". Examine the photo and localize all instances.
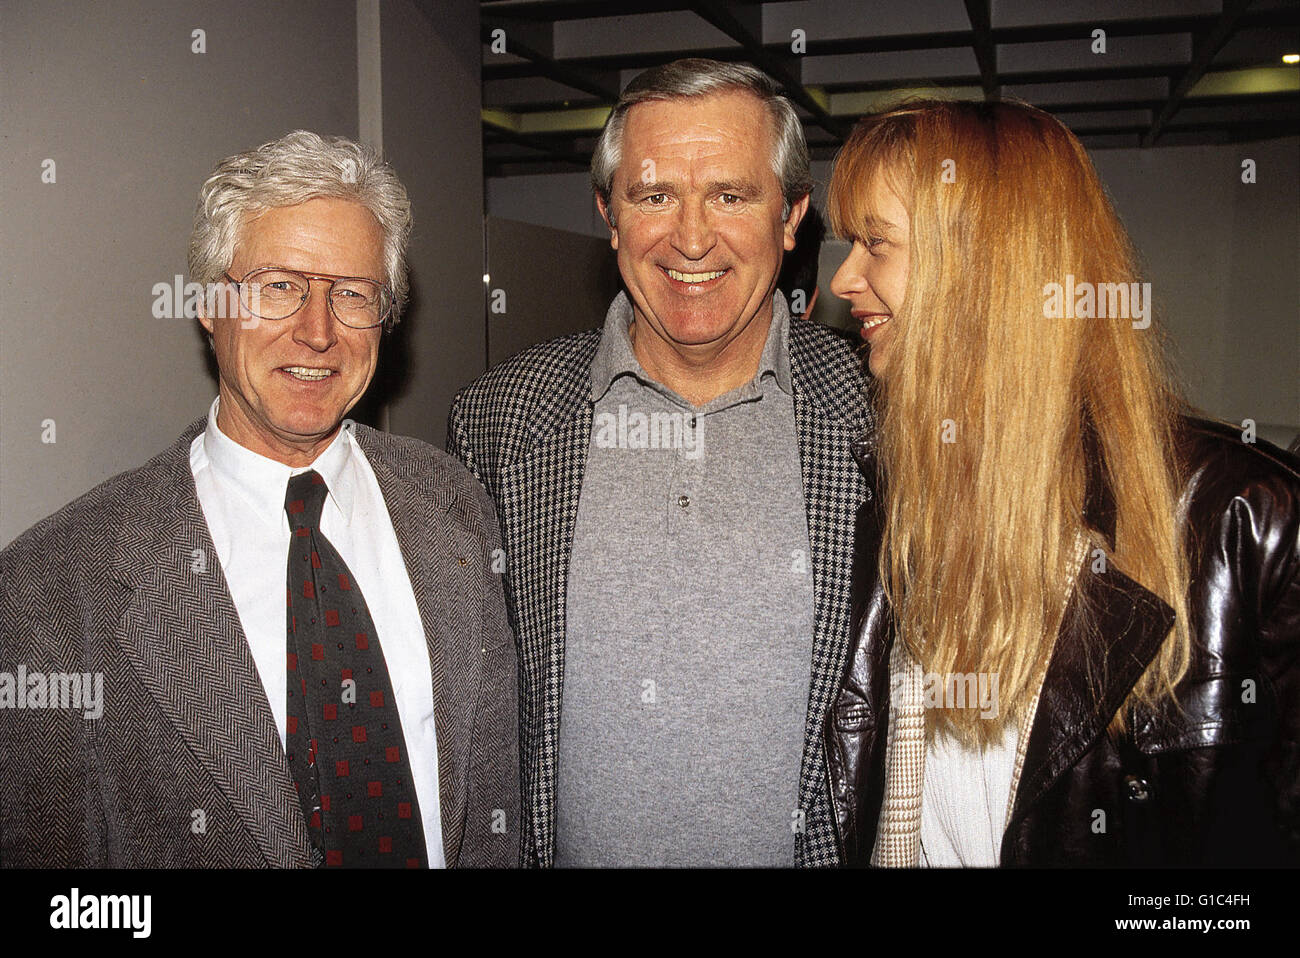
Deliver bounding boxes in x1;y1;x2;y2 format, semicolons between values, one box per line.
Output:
667;268;726;283
284;366;333;381
861;315;890;330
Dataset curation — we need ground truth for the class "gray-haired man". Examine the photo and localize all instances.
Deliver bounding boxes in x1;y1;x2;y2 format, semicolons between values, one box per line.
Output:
1;131;519;868
449;59;871;866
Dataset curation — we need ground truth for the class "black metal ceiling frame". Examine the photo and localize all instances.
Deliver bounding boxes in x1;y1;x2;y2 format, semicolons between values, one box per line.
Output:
479;0;1300;173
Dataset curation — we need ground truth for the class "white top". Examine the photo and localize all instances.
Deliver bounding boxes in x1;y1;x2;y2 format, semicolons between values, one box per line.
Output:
189;398;445;867
918;721;1019;867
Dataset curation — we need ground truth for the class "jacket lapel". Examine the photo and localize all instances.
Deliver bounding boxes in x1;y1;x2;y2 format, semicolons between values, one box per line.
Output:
498;401;592;867
356;430;481;868
478;332;596;866
788;325;872;859
1005;556;1175;835
107;424;313;868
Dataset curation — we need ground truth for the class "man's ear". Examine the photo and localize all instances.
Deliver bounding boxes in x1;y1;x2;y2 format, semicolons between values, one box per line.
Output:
783;193;811;251
596;193;619;251
197;297;215;336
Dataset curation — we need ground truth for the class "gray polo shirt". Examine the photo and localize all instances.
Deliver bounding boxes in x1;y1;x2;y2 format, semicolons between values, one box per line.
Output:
556;292;816;866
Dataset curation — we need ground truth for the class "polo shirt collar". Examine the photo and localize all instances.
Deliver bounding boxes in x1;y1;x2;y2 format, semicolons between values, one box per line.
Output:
589;290;794;403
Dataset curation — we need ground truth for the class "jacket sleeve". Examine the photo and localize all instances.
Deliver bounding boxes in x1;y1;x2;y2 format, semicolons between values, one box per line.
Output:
1183;432;1300;859
0;529;107;868
1256;464;1300;854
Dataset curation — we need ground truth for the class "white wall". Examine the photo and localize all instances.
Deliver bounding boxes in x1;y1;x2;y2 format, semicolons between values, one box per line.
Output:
0;0;359;546
1091;138;1298;439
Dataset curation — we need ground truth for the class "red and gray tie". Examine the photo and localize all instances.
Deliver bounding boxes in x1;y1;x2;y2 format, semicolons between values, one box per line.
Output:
284;469;427;868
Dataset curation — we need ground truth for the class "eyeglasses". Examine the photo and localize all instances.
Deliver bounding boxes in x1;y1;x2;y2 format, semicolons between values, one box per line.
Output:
222;267;393;329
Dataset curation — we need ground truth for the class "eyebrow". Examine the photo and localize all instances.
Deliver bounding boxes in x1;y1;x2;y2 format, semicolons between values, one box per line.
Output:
857;215;903;237
624;181;672;200
705;179;764;196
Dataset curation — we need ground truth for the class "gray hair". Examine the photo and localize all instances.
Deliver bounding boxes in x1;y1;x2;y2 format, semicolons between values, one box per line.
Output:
591;58;812;222
188;130;412;329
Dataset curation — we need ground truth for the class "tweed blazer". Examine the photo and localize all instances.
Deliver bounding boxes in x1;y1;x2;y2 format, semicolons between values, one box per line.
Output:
447;300;872;866
0;418;520;868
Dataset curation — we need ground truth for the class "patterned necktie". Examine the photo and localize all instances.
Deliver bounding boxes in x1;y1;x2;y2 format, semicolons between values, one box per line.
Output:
284;469;428;868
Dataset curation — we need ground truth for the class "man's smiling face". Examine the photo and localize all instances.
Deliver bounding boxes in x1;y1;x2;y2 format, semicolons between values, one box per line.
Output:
599;91;804;358
200;196;385;465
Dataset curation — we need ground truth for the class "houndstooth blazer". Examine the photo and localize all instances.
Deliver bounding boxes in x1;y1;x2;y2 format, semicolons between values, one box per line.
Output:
447;301;872;866
0;418;520;868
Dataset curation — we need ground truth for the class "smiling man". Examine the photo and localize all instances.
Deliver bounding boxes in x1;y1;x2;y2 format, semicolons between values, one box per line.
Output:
448;59;872;867
0;132;519;868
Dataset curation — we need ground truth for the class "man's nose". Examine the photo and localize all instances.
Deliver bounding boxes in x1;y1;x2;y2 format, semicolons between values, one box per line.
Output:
291;283;338;351
671;200;717;260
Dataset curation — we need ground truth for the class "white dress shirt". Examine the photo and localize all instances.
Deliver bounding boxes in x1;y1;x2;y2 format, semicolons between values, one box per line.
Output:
190;398;445;867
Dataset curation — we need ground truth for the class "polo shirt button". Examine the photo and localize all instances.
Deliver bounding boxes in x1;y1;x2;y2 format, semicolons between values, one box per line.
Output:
678;494;690;508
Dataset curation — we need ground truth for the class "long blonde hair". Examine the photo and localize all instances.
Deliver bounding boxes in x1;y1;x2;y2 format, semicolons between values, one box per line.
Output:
828;100;1191;744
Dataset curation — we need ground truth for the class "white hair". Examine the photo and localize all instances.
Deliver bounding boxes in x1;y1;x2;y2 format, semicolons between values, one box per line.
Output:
188;131;412;328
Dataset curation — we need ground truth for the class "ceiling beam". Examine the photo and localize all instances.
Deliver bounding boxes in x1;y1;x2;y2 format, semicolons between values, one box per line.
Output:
963;0;999;100
482;126;590;168
481;16;621;102
479;0;1297;165
687;0;851;140
1142;0;1254;147
483;105;611;134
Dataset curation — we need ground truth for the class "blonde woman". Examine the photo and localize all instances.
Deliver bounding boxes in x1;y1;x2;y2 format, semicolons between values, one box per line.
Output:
821;99;1300;866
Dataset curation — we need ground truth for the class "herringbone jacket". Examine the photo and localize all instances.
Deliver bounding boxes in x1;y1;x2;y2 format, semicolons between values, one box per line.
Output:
447;297;872;866
0;418;520;868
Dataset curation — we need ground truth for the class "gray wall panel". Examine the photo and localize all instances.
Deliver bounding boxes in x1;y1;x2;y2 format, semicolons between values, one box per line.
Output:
485;216;621;369
1;0;358;545
379;0;484;450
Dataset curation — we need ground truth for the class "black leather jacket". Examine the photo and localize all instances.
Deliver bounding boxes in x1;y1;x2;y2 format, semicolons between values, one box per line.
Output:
823;418;1300;866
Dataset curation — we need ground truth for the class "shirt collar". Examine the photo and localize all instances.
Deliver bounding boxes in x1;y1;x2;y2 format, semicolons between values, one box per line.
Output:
589;290;794;402
202;397;358;528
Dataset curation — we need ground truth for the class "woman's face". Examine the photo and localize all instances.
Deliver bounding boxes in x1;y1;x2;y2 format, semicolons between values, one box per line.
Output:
830;174;911;379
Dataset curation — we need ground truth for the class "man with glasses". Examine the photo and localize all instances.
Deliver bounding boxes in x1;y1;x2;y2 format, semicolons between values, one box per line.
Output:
0;131;519;868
